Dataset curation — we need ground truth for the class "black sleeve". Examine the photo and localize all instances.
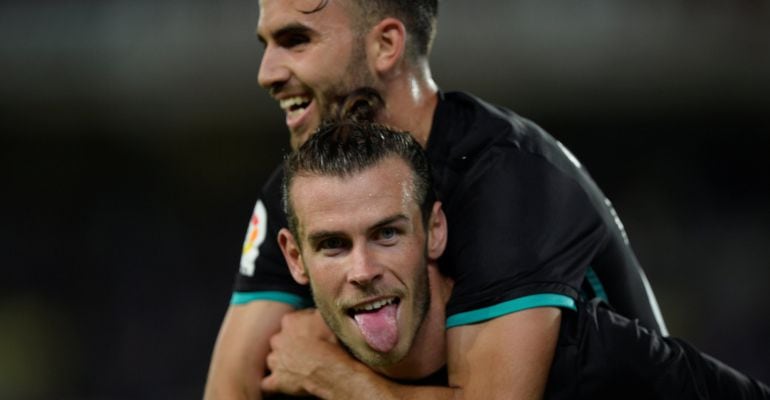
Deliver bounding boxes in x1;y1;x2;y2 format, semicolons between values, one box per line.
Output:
442;147;607;326
231;166;312;308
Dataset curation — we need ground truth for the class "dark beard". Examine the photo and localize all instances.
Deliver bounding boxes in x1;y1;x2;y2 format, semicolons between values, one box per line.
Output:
316;39;380;126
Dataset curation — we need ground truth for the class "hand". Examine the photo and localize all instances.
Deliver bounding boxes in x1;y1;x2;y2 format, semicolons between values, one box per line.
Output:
260;309;349;397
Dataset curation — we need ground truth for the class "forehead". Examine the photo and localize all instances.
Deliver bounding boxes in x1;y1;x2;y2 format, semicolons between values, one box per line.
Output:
290;158;418;236
258;0;354;37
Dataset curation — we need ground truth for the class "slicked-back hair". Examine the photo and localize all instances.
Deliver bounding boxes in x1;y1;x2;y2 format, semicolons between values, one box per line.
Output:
282;89;435;240
303;0;439;60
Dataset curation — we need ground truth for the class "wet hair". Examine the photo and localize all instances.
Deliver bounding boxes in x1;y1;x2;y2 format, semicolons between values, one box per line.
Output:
301;0;439;60
282;88;435;239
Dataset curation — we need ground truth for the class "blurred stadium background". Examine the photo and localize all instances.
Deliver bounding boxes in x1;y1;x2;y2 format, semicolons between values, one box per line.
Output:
2;0;768;398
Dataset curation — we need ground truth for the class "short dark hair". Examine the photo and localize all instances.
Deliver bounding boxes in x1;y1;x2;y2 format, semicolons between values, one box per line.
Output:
282;89;435;239
303;0;439;60
356;0;438;59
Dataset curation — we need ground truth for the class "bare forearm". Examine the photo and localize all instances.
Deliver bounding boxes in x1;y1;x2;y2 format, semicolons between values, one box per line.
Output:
261;308;458;399
263;336;456;400
204;302;294;400
300;308;561;400
446;308;561;400
302;360;456;400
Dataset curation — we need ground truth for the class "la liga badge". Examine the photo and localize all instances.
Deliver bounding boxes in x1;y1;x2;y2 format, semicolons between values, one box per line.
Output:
240;200;268;276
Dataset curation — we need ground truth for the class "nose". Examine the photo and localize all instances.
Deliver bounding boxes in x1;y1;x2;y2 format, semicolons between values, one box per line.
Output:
257;46;290;92
347;244;384;288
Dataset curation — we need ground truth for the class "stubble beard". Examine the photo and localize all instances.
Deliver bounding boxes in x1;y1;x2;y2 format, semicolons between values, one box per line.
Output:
309;256;432;369
315;38;378;126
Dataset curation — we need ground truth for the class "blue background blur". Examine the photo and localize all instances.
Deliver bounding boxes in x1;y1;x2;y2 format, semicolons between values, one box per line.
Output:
2;1;769;398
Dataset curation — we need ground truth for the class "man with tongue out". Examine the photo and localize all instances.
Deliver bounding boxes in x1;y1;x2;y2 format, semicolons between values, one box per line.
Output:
269;115;462;395
280;121;450;365
263;115;770;399
265;115;770;399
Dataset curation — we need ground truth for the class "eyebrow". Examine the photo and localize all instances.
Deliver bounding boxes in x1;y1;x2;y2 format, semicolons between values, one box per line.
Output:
257;22;313;46
369;214;410;233
305;214;410;244
306;230;345;247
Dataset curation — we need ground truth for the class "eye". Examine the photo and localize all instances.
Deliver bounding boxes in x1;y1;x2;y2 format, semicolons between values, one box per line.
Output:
279;33;310;49
317;237;348;252
376;227;400;243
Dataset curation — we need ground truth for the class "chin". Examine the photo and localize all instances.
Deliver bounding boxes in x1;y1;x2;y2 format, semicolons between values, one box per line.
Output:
290;131;310;151
357;350;403;369
347;341;410;370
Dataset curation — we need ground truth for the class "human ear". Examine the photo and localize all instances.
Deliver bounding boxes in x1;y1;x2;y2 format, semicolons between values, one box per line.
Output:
427;202;447;260
367;17;406;74
278;228;309;285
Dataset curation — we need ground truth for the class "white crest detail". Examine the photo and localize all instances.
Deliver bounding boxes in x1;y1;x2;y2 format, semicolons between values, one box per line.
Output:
240;200;268;276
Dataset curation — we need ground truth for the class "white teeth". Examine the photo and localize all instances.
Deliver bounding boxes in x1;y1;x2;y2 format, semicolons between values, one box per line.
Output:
354;298;395;313
279;96;311;111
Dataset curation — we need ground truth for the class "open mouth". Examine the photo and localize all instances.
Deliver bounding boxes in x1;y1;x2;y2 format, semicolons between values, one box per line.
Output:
280;96;312;120
347;297;401;317
347;297;401;353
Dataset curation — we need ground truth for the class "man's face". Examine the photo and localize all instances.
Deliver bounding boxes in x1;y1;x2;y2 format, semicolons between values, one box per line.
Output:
288;157;431;367
257;0;376;150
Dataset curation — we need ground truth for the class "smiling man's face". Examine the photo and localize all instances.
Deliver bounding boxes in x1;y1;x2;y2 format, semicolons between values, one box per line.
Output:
257;0;376;150
284;156;431;367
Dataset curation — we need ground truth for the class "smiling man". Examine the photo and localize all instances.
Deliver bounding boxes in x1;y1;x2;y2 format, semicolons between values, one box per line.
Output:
256;0;389;151
204;1;671;399
254;0;438;151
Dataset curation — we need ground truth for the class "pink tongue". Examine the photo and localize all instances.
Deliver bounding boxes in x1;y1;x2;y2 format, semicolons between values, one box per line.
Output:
353;303;399;353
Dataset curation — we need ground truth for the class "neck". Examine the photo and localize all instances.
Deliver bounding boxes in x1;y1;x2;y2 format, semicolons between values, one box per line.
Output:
379;60;438;149
375;264;452;380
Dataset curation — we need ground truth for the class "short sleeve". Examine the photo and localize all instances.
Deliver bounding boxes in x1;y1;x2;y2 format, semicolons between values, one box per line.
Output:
231;166;312;309
442;148;607;327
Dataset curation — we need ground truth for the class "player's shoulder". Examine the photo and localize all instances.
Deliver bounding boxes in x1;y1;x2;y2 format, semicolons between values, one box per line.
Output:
253;163;287;216
442;91;537;132
256;163;286;202
439;91;580;176
261;163;285;192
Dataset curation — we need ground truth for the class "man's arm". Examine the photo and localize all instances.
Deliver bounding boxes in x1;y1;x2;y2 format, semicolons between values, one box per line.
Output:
204;301;294;400
261;307;561;400
260;309;456;399
446;307;561;399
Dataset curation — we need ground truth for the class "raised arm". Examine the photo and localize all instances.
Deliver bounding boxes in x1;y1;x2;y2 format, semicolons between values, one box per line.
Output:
204;301;294;400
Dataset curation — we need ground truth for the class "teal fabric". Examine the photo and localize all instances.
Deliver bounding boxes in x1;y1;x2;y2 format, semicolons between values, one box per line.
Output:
446;293;576;328
585;267;609;302
230;291;312;309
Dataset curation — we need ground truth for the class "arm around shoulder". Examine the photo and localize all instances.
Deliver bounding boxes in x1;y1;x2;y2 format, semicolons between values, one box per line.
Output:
290;307;561;400
204;300;294;400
